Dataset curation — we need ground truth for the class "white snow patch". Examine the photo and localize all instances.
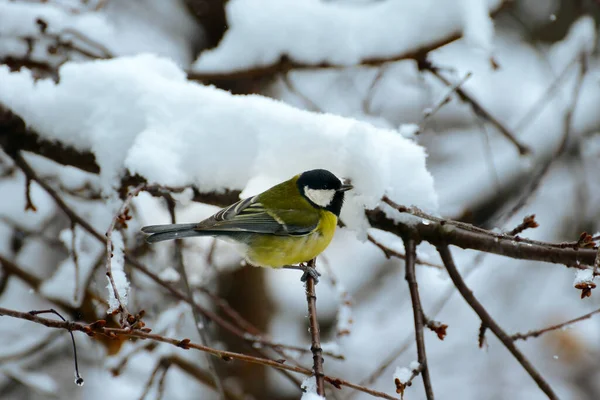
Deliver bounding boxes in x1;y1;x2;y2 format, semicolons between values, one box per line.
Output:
573;269;594;286
301;376;320;396
393;366;412;383
302;393;325;400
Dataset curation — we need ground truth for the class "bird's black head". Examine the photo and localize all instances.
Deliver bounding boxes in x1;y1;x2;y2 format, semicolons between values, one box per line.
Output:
296;169;352;217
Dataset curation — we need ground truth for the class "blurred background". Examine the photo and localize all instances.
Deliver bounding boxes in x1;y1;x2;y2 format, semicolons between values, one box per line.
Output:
1;0;600;399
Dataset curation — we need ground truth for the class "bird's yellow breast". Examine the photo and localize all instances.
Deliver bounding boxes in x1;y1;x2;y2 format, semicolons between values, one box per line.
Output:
245;210;338;267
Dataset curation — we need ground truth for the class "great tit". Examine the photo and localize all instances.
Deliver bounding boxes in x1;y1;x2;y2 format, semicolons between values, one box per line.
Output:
141;169;352;280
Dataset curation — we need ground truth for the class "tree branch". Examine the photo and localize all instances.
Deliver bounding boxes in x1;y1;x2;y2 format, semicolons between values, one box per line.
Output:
402;238;434;399
306;259;325;397
511;307;600;341
367;204;597;268
186;1;509;84
420;60;530;155
0;306;398;400
437;245;558;400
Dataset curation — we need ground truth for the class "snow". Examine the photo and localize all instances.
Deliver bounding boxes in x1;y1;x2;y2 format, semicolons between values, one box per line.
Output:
393;366;412;384
106;231;129;313
409;361;421;371
301;393;325;400
192;0;504;73
573;269;594;287
0;54;438;234
300;376;320;398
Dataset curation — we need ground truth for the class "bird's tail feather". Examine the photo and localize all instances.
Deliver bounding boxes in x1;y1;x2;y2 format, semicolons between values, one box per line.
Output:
141;223;204;243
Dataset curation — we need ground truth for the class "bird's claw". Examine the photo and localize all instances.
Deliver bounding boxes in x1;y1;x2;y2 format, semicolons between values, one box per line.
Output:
300;266;321;283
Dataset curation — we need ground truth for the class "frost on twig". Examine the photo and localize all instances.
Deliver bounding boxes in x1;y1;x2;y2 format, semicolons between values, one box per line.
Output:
105;231;129;314
393;361;422;398
573;269;596;299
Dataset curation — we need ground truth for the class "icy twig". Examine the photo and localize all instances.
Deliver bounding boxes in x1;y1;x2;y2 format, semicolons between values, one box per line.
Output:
104;183;145;326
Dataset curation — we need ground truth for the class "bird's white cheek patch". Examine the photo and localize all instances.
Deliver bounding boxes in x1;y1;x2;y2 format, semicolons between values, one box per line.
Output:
304;187;336;207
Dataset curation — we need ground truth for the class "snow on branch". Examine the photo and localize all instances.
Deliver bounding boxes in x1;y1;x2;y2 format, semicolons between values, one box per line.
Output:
0;54;438;234
192;0;505;78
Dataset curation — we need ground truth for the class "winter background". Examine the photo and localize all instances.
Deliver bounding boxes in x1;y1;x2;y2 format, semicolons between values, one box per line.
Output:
1;0;600;399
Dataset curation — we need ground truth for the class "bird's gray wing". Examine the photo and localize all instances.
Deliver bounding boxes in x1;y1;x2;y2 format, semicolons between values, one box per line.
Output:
195;196;316;236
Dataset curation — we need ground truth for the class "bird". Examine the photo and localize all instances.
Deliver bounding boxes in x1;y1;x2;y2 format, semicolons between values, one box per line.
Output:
141;169;352;281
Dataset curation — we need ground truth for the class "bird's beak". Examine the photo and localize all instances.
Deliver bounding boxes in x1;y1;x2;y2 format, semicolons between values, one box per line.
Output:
338;184;353;192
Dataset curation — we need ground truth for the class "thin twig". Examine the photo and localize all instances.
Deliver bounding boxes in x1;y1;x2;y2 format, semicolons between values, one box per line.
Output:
280;73;322;112
394;364;425;399
362;66;390;115
503;54;588;222
421;72;472;129
367;233;442;269
511;307;600;341
354;256;482;396
166;356;247;400
402;238;434;400
27;309;84;386
70;222;80;303
0;307;398;400
306;258;325;397
355;342;411;392
513;55;580;134
437;245;558;400
507;215;539;236
138;359;168;400
164;194;227;400
421;60;530;155
594;248;600;277
196;287;344;359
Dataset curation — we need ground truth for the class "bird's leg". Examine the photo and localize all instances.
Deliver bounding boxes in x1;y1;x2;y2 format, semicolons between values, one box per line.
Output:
282;263;321;283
